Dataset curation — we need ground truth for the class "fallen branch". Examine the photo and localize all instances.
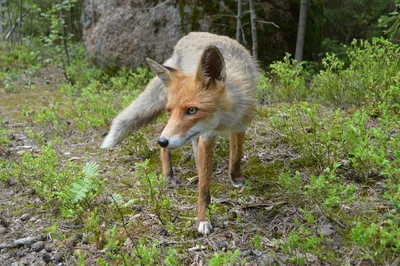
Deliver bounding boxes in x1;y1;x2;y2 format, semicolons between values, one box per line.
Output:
237;201;286;210
0;235;45;250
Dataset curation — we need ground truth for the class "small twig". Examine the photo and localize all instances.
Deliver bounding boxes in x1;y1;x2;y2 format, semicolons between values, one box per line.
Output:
257;20;280;28
154;239;181;246
220;1;235;16
311;197;348;229
59;223;84;229
240;26;248;45
109;193;132;238
212;14;236;19
109;193;131;266
188;245;206;252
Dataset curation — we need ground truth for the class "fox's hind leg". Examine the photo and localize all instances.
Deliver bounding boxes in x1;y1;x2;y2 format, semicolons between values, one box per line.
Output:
160;148;179;187
229;131;246;188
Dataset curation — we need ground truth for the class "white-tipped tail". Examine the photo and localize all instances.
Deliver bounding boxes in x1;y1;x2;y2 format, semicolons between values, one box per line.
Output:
101;131;118;148
100;77;167;148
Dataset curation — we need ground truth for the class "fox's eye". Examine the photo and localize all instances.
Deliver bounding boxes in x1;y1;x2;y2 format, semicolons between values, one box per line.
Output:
186;107;198;115
166;108;171;114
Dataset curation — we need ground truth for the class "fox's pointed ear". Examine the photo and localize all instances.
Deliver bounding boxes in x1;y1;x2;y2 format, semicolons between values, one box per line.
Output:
195;45;226;88
146;58;175;86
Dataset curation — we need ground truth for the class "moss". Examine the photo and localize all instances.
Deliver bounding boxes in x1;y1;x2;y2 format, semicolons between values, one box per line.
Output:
245;158;284;181
202;0;219;14
189;5;201;32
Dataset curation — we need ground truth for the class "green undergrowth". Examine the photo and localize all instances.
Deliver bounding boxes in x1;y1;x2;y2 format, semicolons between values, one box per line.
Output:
1;140;104;219
0;38;400;264
0;39;57;92
31;45;154;131
259;38;400;109
254;37;400;264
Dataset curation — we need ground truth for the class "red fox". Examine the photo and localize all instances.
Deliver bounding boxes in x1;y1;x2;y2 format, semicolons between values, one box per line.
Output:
101;32;258;235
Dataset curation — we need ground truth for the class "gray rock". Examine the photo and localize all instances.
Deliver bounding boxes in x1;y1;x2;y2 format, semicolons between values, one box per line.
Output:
82;0;184;69
53;252;64;263
42;252;51;263
31;241;45;252
45;245;52;252
19;213;31;221
0;216;10;227
20;257;29;265
0;227;7;234
319;223;335;236
81;0;217;70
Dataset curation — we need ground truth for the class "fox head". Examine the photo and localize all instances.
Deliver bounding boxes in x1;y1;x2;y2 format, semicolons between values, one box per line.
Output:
147;45;230;149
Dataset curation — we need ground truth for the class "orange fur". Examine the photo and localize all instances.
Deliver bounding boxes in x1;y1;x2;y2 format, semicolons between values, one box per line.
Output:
162;72;228;138
196;135;214;223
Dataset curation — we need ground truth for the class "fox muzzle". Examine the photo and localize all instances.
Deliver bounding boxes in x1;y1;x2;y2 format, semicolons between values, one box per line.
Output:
157;137;169;148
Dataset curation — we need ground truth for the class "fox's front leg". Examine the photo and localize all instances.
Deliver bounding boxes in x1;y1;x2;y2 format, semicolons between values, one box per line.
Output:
160;148;179;187
229;132;246;188
197;135;215;235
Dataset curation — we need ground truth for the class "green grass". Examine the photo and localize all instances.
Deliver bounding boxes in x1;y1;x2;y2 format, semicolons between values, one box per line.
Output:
0;38;399;265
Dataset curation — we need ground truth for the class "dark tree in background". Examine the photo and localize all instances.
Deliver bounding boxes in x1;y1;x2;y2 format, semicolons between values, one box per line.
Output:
236;0;242;44
248;0;258;61
0;0;4;35
295;0;307;64
324;0;393;44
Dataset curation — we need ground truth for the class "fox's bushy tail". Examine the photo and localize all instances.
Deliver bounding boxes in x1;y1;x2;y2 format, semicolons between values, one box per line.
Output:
101;77;166;148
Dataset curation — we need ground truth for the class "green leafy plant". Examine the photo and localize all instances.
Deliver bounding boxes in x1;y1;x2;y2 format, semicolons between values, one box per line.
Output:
258;54;309;103
135;160;170;225
282;226;324;265
208;249;242;266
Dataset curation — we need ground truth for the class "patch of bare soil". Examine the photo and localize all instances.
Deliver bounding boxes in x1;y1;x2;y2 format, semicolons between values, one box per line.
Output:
0;182;70;265
0;121;88;265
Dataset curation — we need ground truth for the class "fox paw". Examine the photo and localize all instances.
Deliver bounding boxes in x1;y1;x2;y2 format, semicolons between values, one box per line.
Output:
197;221;213;235
231;175;246;188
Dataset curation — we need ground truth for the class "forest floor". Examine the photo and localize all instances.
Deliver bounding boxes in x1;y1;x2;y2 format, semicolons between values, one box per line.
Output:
1;41;399;265
0;66;301;265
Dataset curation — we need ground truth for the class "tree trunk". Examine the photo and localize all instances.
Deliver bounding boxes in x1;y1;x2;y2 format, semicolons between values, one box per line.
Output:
294;0;308;64
18;0;22;43
248;0;258;61
236;0;242;44
69;0;75;40
0;0;4;36
58;0;71;82
59;0;70;67
6;0;12;46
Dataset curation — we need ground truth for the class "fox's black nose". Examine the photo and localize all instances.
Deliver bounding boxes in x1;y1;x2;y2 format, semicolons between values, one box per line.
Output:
157;137;169;148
